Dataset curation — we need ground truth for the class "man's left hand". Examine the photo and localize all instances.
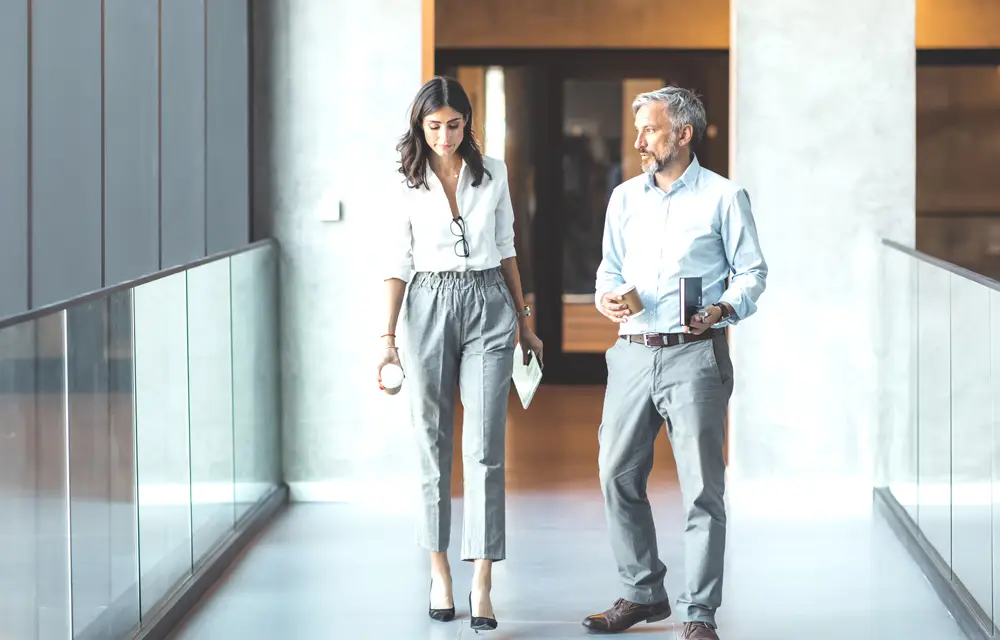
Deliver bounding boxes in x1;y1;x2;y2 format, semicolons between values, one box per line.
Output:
686;304;723;335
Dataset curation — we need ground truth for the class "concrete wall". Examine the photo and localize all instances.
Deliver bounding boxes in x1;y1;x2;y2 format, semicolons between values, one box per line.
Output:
728;0;916;503
250;0;423;502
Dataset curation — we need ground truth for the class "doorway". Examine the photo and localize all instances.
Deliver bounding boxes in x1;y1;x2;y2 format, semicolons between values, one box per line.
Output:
437;50;729;383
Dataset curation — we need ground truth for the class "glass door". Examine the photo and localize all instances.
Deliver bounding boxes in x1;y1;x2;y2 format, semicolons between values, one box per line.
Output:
559;78;662;357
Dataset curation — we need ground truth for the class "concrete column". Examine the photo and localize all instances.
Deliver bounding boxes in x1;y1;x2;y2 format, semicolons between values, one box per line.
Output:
251;0;423;503
728;0;915;501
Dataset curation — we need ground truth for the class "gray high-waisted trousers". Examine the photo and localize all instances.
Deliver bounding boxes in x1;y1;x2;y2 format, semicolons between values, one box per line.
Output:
403;268;517;561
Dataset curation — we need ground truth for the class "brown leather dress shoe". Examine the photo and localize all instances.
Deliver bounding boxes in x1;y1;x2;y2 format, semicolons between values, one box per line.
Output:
681;622;719;639
581;597;671;633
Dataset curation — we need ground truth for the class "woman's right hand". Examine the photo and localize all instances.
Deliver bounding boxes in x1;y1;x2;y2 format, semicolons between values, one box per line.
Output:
376;345;402;389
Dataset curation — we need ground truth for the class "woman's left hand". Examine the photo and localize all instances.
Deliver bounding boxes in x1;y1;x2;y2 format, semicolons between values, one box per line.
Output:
518;326;544;368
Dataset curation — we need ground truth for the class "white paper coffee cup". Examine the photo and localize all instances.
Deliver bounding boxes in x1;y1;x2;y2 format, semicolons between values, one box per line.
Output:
380;363;404;395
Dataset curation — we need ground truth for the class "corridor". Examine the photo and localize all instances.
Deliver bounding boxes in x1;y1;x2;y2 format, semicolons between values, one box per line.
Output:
171;386;964;640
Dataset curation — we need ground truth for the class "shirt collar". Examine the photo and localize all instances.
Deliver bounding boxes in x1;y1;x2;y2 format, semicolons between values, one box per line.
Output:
644;153;702;194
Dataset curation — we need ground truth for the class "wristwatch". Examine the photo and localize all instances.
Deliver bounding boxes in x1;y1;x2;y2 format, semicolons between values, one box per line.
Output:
715;303;731;320
517;305;532;318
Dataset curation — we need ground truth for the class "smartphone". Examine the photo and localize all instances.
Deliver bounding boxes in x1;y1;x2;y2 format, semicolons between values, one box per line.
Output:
679;277;703;327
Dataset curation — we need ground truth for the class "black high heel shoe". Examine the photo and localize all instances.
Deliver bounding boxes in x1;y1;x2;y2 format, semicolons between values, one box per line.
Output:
428;579;455;622
469;592;498;632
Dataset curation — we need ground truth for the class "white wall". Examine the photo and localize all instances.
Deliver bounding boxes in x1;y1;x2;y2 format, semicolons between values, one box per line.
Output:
728;0;916;503
255;0;919;508
251;0;423;503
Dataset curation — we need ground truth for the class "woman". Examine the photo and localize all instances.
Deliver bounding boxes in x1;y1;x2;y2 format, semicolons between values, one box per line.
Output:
377;76;543;631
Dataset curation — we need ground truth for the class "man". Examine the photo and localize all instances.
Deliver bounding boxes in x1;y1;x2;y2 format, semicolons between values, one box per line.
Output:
581;87;767;640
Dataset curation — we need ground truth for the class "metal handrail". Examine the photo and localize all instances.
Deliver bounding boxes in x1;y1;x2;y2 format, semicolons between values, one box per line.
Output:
882;238;1000;293
0;238;277;331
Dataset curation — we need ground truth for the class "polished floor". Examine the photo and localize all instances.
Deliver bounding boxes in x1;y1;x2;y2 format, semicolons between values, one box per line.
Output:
170;386;966;640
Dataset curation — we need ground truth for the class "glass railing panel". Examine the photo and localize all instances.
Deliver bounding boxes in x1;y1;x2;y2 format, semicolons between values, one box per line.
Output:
186;258;236;566
35;311;74;640
949;274;994;621
230;246;281;522
881;247;919;522
67;292;140;638
0;312;72;640
992;289;1000;636
133;271;193;618
106;291;140;637
916;261;953;573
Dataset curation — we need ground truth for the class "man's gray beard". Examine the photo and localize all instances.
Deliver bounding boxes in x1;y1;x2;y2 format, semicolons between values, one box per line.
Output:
642;130;679;176
642;133;679;176
642;148;676;176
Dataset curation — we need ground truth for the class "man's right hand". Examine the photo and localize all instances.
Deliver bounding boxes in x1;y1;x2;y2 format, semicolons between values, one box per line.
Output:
598;292;631;323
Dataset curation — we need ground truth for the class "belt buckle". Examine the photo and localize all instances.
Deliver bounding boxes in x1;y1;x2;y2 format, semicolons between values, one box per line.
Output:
642;333;664;347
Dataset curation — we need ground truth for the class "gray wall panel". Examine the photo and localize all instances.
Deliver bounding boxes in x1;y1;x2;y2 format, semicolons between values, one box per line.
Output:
160;0;207;268
206;0;249;253
104;0;160;286
2;0;249;317
0;1;29;318
31;0;103;306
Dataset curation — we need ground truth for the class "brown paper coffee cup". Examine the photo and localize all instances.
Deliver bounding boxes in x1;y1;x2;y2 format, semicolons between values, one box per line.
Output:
612;284;645;318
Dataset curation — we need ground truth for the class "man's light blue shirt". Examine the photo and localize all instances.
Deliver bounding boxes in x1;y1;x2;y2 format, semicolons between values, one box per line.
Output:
595;155;767;335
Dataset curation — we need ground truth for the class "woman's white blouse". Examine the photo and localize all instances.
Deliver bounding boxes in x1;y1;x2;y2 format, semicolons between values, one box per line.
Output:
384;155;516;282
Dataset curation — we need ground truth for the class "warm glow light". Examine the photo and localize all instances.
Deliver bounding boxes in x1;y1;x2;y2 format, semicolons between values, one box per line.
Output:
484;67;506;160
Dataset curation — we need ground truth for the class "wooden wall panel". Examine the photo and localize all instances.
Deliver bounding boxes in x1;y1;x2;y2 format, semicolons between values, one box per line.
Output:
436;0;729;50
437;0;1000;50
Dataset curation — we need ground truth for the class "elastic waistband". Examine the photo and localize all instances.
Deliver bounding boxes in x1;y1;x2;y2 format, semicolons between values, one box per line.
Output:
411;268;503;289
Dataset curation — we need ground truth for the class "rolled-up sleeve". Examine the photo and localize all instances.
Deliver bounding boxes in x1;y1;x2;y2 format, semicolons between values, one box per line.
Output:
384;199;414;282
718;188;767;322
594;186;627;309
493;163;517;260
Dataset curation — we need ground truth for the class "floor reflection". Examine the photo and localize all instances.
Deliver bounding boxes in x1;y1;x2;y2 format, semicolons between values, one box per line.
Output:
0;392;276;640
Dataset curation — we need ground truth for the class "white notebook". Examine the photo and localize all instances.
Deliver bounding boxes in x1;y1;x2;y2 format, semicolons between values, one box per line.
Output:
511;343;543;409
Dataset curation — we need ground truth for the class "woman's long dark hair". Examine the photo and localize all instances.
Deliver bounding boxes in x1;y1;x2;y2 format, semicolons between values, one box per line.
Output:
396;76;491;190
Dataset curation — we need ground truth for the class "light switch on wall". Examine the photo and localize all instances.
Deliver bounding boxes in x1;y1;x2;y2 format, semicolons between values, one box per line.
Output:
316;189;342;222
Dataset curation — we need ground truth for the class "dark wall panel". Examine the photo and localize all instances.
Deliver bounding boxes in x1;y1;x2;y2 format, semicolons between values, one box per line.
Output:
249;1;272;242
206;0;249;253
0;1;29;318
104;0;160;286
160;0;207;268
31;0;103;307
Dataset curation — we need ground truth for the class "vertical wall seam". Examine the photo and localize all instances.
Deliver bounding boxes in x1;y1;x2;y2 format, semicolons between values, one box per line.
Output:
26;0;33;309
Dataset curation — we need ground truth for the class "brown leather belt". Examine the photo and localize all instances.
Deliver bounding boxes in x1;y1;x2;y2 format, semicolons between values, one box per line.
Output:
621;329;718;348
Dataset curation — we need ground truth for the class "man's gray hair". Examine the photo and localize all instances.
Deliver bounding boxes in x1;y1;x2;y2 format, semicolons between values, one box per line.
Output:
632;87;707;143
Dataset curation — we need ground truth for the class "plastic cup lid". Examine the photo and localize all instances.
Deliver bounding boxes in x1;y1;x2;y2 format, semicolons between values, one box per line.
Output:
380;363;404;388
